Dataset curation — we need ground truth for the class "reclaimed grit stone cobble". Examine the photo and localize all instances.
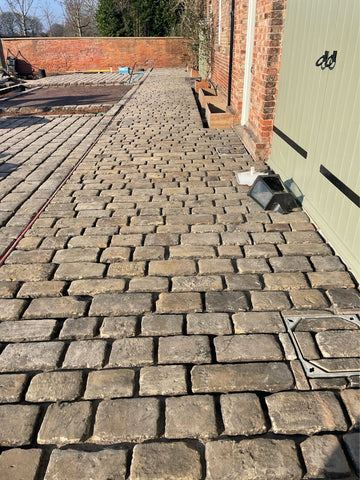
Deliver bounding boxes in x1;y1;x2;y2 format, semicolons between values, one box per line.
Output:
0;68;359;479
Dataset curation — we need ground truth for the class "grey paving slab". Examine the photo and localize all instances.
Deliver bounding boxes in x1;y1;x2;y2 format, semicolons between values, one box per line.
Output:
0;68;358;480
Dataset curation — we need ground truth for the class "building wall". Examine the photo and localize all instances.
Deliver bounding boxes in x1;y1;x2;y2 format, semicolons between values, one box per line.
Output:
0;37;187;75
205;0;286;160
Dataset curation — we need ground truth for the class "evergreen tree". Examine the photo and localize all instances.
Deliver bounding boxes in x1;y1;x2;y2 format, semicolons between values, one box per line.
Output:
96;0;126;36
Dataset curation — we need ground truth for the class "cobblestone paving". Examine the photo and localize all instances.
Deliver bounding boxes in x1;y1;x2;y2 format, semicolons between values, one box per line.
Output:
0;69;359;479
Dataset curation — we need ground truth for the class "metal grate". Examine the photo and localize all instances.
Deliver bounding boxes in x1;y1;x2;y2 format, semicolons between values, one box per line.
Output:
284;314;360;378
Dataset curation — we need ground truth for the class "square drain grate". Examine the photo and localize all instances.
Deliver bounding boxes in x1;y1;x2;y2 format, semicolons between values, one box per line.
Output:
284;314;360;378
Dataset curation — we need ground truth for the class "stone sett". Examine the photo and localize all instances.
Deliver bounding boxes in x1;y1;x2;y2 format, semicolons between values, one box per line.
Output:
0;448;43;480
44;449;128;480
266;391;348;435
26;371;83;402
84;369;135;399
165;394;218;439
206;438;302;480
140;365;188;396
92;397;160;443
0;373;27;403
220;393;267;436
99;316;138;338
300;434;351;479
62;340;107;369
108;337;154;367
0;342;64;372
0;404;40;446
159;335;211;364
130;442;202;480
38;401;92;446
141;314;183;336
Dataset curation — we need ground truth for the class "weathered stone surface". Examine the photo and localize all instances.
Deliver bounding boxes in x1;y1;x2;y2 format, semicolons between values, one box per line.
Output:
198;259;235;274
159;336;211;364
263;273;308;290
206;291;248;312
220;393;267;436
214;334;283;362
54;262;106;280
62;340;107;369
326;288;360;312
165;395;217;439
156;293;202;313
236;258;271;273
99;316;138;338
0;264;54;282
0;404;40;446
343;432;360;476
148;259;196;276
225;274;262;290
308;271;355;289
92;398;159;443
17;281;66;298
315;330;360;357
0;281;20;298
53;248;100;263
0;319;57;342
0;342;64;372
0;374;27;403
129;276;169;292
68;278;126;296
290;289;329;309
172;275;223;292
294;332;320;359
59;317;99;339
232;311;286;333
340;389;360;428
251;291;291;311
206;439;303;480
130;442;202;480
269;255;312;273
266;391;348;434
140;365;187;396
141;314;183;336
0;448;43;480
300;435;350;479
90;293;152;316
26;371;83;402
187;313;232;335
44;449;127;480
191;363;294;393
108;337;154;367
23;297;88;319
38;401;92;446
107;261;146;277
0;299;27;321
84;369;135;399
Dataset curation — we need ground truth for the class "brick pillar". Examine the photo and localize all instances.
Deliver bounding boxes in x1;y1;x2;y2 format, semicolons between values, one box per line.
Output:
240;0;287;161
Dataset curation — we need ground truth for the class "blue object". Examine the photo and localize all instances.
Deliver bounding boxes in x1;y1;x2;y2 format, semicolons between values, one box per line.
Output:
118;67;130;74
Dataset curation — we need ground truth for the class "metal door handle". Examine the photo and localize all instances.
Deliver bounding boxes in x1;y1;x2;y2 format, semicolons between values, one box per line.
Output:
315;50;337;70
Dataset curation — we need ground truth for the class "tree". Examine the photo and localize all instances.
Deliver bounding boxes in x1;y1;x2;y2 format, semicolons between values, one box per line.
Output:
60;0;98;36
96;0;125;36
0;10;44;36
96;0;182;38
1;0;36;36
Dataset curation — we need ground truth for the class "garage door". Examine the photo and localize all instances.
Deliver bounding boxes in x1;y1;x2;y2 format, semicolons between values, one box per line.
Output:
269;0;359;279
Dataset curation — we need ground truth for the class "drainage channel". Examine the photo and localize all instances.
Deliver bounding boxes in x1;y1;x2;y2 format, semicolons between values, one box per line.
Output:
0;70;151;266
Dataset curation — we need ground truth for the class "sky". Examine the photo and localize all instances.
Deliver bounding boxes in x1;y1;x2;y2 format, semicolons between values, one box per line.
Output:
0;0;65;26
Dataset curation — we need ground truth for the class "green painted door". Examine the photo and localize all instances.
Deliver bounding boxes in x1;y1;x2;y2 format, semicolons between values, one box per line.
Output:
269;0;360;279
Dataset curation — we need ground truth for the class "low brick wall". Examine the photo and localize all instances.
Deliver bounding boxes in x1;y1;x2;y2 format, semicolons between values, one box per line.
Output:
1;37;188;75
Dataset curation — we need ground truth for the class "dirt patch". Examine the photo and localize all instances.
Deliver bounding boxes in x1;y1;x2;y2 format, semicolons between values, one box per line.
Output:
0;85;132;109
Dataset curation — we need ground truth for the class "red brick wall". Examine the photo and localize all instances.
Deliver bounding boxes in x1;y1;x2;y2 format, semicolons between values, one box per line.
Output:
1;37;188;74
247;0;286;159
205;0;286;160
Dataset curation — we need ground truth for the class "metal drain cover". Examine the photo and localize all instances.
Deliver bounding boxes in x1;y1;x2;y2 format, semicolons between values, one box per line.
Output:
284;314;360;378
